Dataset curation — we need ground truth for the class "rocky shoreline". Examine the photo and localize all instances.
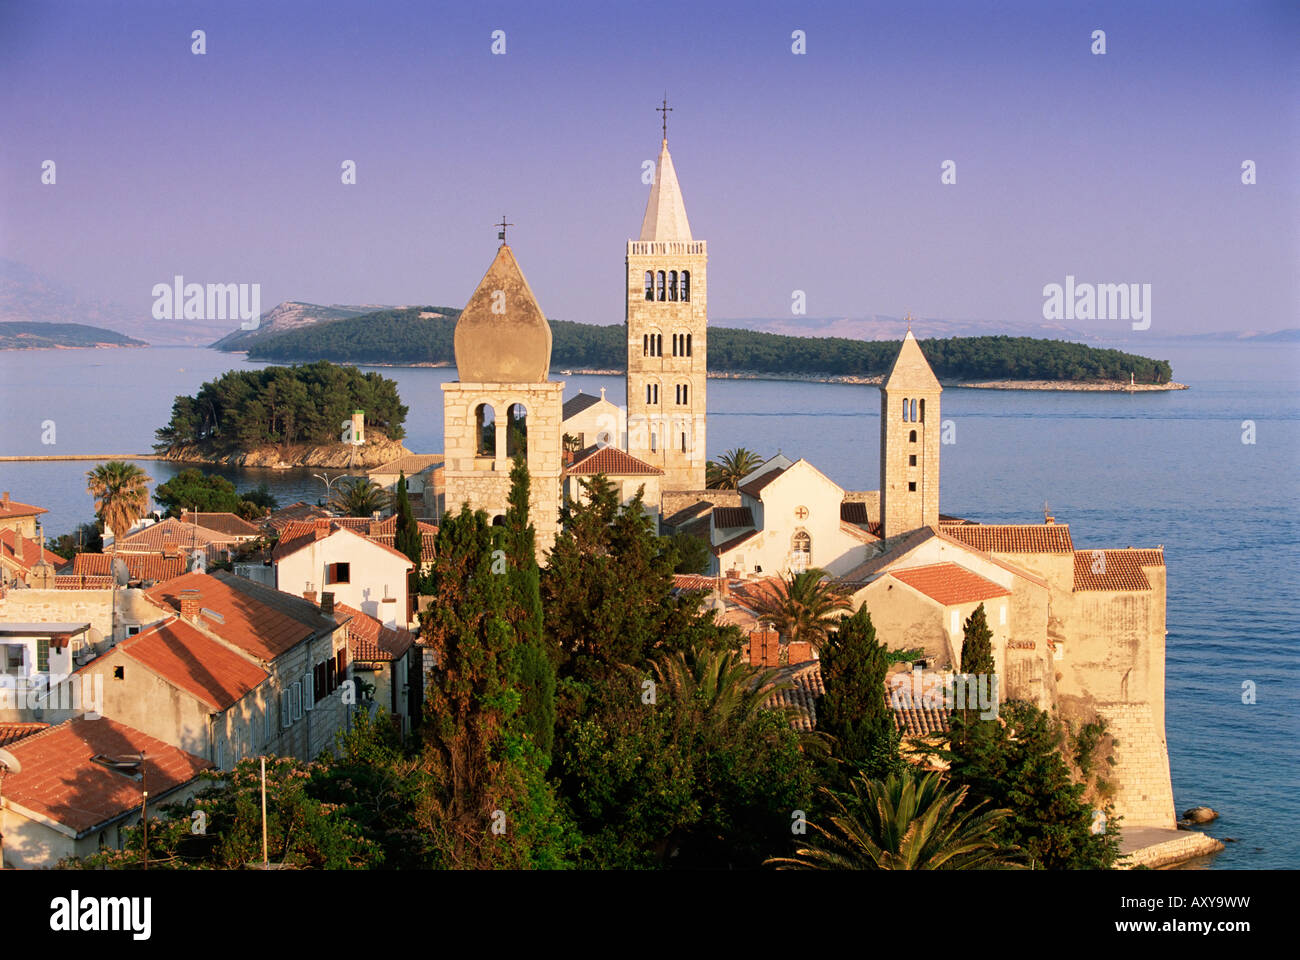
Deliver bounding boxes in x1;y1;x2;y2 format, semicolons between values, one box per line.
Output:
160;437;411;470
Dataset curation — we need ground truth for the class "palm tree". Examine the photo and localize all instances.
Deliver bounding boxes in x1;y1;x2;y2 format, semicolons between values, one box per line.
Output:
706;448;765;489
86;461;152;553
747;568;851;650
644;646;792;740
328;477;391;517
766;770;1017;870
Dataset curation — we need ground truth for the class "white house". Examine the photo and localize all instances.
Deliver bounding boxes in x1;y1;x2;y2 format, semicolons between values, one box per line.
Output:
272;520;414;628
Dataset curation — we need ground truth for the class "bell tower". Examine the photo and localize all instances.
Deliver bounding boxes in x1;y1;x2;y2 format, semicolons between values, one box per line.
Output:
626;99;707;491
880;326;942;538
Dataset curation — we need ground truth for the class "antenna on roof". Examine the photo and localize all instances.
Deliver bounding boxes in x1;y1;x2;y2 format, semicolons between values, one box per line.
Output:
1043;500;1055;525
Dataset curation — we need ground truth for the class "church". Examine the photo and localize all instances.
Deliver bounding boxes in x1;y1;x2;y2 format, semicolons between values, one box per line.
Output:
438;111;1175;831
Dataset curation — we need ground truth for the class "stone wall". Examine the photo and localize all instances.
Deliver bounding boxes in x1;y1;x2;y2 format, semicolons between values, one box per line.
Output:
879;384;940;537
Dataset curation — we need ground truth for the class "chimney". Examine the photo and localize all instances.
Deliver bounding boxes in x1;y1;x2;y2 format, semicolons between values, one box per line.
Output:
369;521;383;537
748;628;780;668
787;641;813;665
303;581;317;605
179;588;200;619
314;519;330;540
714;576;730;599
320;591;335;617
2;491;9;508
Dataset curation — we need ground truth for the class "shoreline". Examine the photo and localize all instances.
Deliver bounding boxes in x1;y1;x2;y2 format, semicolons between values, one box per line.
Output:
232;353;1188;392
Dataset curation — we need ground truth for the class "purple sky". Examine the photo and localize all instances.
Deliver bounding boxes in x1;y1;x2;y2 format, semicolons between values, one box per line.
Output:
1;0;1296;334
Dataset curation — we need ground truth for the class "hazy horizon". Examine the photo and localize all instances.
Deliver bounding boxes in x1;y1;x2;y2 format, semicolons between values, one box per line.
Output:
2;0;1296;339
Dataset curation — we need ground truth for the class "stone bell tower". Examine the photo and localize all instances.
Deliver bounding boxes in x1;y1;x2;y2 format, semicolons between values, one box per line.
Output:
441;235;564;560
626;100;707;492
879;326;942;538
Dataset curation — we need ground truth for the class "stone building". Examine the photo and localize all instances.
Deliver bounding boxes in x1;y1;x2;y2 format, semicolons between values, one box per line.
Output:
880;328;942;537
625;132;707;492
441;242;564;561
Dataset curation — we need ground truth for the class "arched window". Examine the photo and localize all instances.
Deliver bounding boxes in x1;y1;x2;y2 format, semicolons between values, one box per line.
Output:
506;402;527;457
911;399;918;422
919;398;925;422
686;332;692;356
644;271;654;301
643;333;649;356
902;398;909;422
650;430;657;452
681;271;690;302
672;333;679;356
681;431;687;452
668;271;678;302
491;514;506;527
656;271;666;301
646;382;659;405
790;530;811;572
678;383;688;404
909;429;917;442
475;403;496;457
656;333;663;356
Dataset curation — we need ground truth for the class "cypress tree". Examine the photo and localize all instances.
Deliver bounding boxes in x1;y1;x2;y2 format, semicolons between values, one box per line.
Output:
817;605;901;780
393;471;422;566
960;602;995;675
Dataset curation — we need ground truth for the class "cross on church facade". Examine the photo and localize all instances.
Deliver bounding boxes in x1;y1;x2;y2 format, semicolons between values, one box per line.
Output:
658;94;672;140
496;216;514;244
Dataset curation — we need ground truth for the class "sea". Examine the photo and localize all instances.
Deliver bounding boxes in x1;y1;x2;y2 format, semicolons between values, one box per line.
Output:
1;339;1296;870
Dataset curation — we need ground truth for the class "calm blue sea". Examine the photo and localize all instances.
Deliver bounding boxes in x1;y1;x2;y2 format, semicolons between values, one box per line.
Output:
1;340;1296;869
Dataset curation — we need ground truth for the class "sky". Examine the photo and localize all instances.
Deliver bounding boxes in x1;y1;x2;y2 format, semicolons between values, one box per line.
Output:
1;0;1296;335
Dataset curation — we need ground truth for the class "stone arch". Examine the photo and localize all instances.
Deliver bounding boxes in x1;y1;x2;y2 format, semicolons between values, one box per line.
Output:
668;270;678;302
656;270;666;301
644;271;654;301
681;270;690;302
506;401;528;457
909;429;917;442
474;402;498;457
790;529;811;571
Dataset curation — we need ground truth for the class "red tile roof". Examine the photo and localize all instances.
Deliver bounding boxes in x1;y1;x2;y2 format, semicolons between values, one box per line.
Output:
566;445;664;477
713;506;754;528
146;571;331;662
939;523;1074;554
0;494;47;520
114;617;268;710
336;603;414;662
888;563;1011;607
271;521;420;565
672;574;718;592
0;721;48;747
266;502;334;531
0;717;212;836
54;575;114;590
115;517;232;549
71;552;186;582
178;511;262;537
1072;548;1164;592
0;528;64;572
764;661;825;733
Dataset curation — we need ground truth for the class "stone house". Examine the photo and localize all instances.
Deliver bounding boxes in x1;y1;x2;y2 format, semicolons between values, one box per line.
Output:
563;444;664;526
272;520;414;629
0;492;47;539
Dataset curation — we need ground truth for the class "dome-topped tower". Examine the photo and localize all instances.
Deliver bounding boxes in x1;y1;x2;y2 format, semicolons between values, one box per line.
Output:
453;243;552;383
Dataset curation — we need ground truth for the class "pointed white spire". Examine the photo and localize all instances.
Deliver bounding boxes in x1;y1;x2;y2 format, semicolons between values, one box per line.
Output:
639;139;693;242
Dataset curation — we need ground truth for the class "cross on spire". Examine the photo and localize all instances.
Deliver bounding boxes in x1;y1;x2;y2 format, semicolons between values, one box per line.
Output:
657;93;673;141
496;215;514;245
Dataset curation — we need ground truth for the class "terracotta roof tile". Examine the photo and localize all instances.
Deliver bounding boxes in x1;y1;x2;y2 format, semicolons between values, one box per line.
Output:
116;517;231;548
1072;549;1163;591
271;521;420;565
939;523;1074;554
672;574;718;593
1;717;212;836
888;563;1011;607
566;445;664;477
0;721;48;747
0;528;64;572
336;603;414;662
368;454;444;476
54;575;114;590
266;502;333;531
713;506;754;528
71;552;186;583
0;495;47;520
661;491;740;529
145;571;335;662
763;661;825;732
177;511;262;537
115;617;268;710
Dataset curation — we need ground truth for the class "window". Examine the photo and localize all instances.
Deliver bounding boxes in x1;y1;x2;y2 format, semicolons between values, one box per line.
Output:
304;671;314;710
681;271;690;302
909;430;917;442
656;333;663;356
216;740;225;769
903;398;909;422
676;383;688;405
281;689;292;728
475;403;496;457
292;681;303;721
656;271;666;301
337;647;349;678
919;398;925;423
37;638;49;673
263;689;272;742
506;402;527;457
681;431;687;452
645;382;658;405
327;562;351;584
909;455;917;466
650;431;657;453
644;271;654;301
1;644;24;676
126;625;141;637
908;482;917;492
643;333;649;356
668;270;678;302
686;332;691;356
790;531;811;572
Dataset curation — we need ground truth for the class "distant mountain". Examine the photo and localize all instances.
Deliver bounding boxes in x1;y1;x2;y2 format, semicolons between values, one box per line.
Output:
211;301;415;351
0;258;229;346
0;321;146;350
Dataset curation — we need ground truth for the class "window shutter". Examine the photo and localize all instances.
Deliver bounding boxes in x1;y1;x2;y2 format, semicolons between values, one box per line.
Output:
281;689;291;727
304;671;314;710
337;647;348;674
327;660;336;693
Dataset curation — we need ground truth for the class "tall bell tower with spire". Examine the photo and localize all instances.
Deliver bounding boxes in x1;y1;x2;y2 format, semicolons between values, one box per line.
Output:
879;321;942;538
626;97;707;491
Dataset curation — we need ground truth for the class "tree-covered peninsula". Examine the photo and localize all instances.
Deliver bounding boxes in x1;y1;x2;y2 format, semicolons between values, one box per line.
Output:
235;307;1175;384
154;361;408;458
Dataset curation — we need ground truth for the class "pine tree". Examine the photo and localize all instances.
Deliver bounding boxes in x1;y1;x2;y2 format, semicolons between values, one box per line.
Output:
960;602;995;675
817;605;902;781
503;452;557;762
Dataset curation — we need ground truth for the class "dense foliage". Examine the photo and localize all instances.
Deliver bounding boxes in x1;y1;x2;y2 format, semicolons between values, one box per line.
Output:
152;468;279;519
0;321;145;349
240;307;1174;383
154;361;407;453
817;605;903;782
